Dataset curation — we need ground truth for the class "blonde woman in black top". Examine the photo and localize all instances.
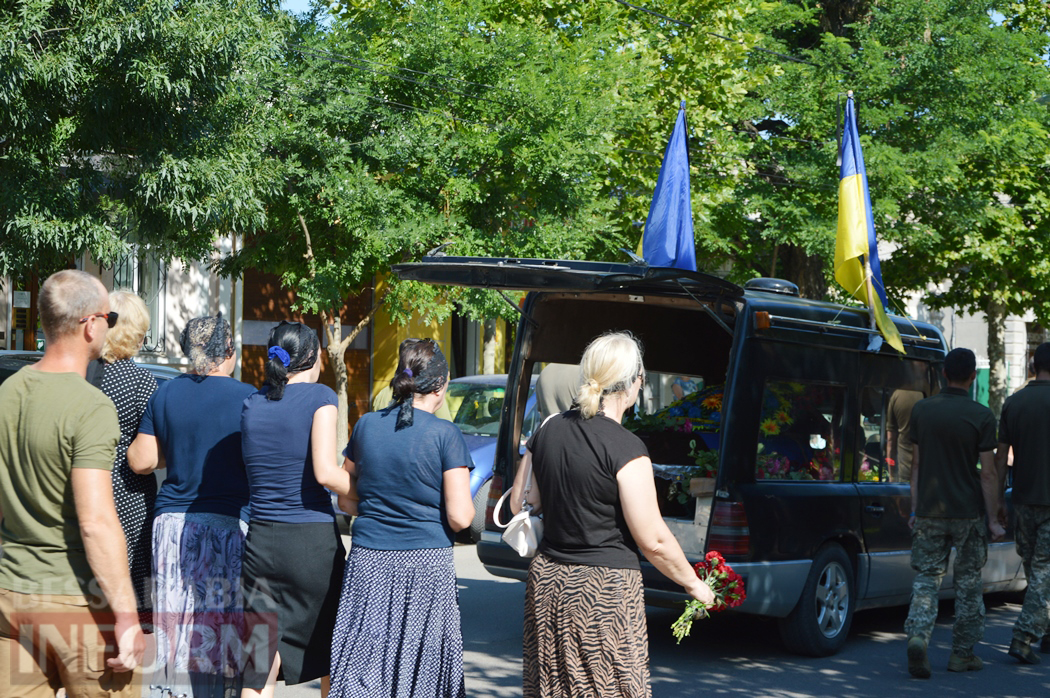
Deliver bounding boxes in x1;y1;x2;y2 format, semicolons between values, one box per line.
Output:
510;331;714;698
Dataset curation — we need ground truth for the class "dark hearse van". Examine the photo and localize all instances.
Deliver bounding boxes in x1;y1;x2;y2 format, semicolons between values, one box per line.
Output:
394;256;1025;656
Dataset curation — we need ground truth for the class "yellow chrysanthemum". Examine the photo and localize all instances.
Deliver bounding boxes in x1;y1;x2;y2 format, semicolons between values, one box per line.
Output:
760;419;780;436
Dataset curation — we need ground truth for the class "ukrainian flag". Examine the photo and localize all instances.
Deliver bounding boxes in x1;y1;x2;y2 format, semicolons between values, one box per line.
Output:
834;94;904;354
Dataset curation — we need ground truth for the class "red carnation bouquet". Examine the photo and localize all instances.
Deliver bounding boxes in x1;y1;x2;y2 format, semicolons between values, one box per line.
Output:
671;550;746;643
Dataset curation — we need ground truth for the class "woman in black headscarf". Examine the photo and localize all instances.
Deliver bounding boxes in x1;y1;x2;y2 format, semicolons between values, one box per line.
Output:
329;338;475;698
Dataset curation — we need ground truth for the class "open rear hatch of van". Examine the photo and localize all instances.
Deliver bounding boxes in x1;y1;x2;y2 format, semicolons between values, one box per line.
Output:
393;255;743;298
393;255;744;591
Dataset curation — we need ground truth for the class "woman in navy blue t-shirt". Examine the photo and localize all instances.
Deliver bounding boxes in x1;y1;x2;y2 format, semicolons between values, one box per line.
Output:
240;322;354;698
329;338;474;698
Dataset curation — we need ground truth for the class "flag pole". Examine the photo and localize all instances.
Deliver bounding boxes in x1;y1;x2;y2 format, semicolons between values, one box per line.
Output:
863;255;877;332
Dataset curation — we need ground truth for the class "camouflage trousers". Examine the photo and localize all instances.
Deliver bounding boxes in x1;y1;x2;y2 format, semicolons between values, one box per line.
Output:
1013;504;1050;643
904;516;987;653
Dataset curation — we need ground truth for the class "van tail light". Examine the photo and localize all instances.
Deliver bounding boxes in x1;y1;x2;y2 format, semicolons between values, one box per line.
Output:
707;500;750;558
485;475;504;531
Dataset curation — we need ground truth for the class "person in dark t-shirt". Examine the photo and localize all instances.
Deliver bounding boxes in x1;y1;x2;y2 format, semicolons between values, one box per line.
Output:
509;331;714;696
330;338;474;698
240;321;353;695
996;341;1050;664
127;315;254;697
903;347;1003;679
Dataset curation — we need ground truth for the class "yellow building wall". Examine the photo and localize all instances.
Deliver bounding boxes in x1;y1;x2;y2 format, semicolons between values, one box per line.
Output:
490;318;507;374
371;276;508;401
372;278;452;399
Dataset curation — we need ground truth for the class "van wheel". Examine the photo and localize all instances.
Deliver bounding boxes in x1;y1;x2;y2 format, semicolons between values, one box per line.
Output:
469;479;491;543
778;543;855;657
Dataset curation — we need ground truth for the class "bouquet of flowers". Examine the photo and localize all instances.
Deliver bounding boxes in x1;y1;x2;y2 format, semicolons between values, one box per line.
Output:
670;551;746;643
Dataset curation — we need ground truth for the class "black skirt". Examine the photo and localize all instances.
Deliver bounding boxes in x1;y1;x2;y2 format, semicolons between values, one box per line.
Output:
240;518;346;688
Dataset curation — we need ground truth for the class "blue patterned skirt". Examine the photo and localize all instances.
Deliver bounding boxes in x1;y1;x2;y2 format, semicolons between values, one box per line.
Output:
329;546;466;698
150;512;248;698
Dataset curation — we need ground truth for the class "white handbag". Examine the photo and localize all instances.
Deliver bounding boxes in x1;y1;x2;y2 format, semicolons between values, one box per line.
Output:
494;460;543;558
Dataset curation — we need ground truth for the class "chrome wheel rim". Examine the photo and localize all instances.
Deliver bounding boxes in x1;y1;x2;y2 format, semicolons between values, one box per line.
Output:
814;561;850;638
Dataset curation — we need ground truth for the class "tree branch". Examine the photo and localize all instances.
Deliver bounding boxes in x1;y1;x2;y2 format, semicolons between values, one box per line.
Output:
336;288;389;354
299;212;315;272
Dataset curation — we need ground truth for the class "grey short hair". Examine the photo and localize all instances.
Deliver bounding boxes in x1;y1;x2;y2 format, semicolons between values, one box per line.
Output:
38;270;106;341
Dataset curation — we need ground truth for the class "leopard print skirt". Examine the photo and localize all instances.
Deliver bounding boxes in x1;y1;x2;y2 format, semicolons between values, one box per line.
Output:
523;553;651;698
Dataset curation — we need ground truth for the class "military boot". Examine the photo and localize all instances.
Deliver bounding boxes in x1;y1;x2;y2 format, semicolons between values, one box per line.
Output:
1008;637;1041;665
947;652;983;672
908;636;931;679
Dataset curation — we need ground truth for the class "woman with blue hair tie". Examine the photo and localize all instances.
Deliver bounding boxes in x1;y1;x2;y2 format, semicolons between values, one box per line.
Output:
239;321;354;698
329;338;475;698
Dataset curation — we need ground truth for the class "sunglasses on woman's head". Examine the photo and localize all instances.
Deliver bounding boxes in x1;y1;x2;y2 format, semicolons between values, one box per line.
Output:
79;311;119;328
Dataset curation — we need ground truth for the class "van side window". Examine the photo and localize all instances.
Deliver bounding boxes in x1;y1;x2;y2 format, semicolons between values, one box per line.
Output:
857;387;888;482
755;381;844;482
856;386;923;484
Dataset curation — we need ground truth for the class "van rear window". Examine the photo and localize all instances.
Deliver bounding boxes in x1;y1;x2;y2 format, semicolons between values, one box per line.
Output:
756;381;845;482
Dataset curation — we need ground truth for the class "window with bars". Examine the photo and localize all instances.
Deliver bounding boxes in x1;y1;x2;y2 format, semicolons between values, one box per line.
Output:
112;248;166;353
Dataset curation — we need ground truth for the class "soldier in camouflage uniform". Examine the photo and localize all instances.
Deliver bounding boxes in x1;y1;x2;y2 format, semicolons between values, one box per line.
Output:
904;348;1004;679
996;342;1050;664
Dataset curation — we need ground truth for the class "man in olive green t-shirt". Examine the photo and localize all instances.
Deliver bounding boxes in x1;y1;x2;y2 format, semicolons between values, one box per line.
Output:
903;348;1003;679
0;270;144;697
996;341;1050;664
886;388;923;482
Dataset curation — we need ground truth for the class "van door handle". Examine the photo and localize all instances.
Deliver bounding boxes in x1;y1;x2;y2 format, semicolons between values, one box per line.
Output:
865;504;885;516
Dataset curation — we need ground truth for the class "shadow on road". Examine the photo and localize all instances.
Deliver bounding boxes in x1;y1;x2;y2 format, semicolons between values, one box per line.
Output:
645;594;1048;698
454;542;1046;698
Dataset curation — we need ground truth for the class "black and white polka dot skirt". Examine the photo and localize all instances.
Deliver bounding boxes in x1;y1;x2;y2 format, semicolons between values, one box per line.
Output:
329;545;466;698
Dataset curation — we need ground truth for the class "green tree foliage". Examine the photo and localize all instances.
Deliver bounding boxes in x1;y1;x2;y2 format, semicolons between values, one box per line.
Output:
472;0;767;251
709;0;1050;411
0;0;286;278
217;0;660;439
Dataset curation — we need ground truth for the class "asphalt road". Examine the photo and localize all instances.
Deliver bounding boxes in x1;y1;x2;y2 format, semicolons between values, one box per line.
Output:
224;540;1050;698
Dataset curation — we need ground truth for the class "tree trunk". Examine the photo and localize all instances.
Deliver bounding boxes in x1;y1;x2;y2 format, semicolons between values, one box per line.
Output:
482;318;497;375
323;296;386;453
779;245;827;299
986;299;1008;418
322;313;351;452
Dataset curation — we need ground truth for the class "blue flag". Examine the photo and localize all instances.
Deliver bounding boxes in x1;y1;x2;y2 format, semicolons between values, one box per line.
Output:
642;102;696;271
834;94;904;353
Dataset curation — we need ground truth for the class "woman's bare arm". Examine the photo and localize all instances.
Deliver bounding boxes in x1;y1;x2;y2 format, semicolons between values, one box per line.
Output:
311;405;351;495
509;449;542;515
443;466;474;531
336;457;359;516
618;456;714;604
127;433;163;474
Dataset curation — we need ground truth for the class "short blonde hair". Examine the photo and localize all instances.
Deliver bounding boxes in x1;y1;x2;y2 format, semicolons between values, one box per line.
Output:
576;331;644;419
102;291;150;362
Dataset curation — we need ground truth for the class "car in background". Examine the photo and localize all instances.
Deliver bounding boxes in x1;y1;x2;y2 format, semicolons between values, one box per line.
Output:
0;350;184;384
445;374;539;542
